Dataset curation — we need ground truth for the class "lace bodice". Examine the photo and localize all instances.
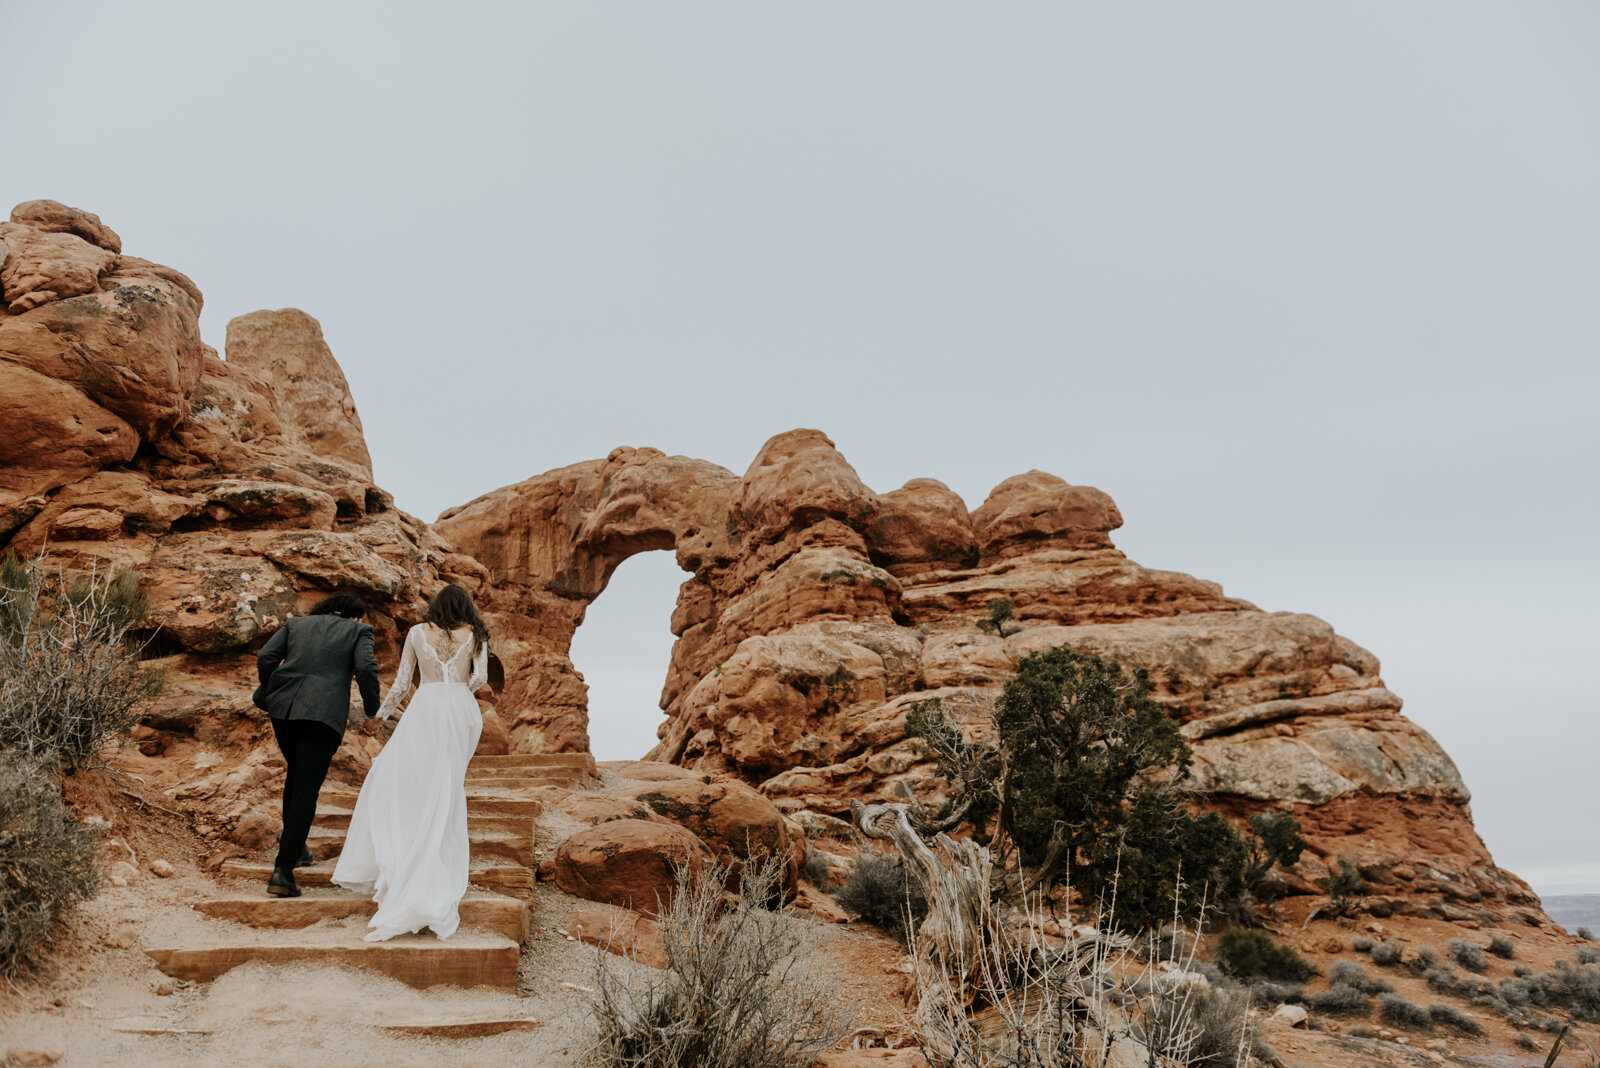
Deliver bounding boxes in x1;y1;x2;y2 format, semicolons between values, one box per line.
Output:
375;623;488;721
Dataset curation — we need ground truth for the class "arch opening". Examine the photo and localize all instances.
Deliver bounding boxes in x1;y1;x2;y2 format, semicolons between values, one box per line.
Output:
568;549;685;761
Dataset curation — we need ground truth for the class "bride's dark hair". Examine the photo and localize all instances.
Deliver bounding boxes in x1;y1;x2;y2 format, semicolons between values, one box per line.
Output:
422;584;490;656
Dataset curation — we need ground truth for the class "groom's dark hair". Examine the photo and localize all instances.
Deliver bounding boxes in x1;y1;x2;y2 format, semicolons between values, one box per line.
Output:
308;592;368;619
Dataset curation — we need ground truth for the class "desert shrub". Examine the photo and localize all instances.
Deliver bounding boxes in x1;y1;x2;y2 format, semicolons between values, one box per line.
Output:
1447;938;1488;974
1141;925;1196;964
1410;944;1442;972
1423;968;1455;993
1579;926;1594;941
587;855;853;1068
800;849;832;887
1215;928;1314;982
1351;936;1374;953
1308;983;1370;1017
1514;964;1534;978
1578;945;1600;965
1472;992;1511;1017
835;852;927;945
1347;1024;1378;1039
975;597;1023;637
1248;980;1305;1006
1378;993;1431;1029
1370;942;1403;967
1327;960;1373;991
1515;1031;1540;1051
1427;1002;1483;1035
0;557;161;772
1566;963;1600;1020
1182;987;1274;1068
1327;857;1364;917
0;753;102;978
1542;1014;1566;1032
1501;977;1534;1005
1488;935;1515;959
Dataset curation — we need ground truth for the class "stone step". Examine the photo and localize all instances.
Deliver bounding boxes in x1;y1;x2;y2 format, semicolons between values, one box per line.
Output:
464;765;584;784
320;784;543;818
469;752;595;771
193;890;528;943
219;857;534;899
466;775;580;789
303;824;533;865
314;803;534;838
145;926;521;991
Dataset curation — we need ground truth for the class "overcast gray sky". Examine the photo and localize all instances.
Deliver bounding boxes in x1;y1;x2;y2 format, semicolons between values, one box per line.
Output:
7;2;1596;893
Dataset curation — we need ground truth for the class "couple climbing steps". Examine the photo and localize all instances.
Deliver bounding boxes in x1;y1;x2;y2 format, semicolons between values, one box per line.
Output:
254;585;490;943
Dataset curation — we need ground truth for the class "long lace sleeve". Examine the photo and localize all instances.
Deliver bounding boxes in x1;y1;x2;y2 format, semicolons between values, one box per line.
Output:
466;639;489;692
376;627;418;721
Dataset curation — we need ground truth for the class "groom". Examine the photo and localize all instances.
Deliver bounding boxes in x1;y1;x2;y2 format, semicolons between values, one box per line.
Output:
253;592;383;897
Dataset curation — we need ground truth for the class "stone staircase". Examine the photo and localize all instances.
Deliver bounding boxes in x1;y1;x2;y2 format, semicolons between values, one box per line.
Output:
146;752;596;996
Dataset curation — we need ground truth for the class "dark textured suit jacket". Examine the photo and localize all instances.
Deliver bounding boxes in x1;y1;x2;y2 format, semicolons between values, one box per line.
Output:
254;614;382;735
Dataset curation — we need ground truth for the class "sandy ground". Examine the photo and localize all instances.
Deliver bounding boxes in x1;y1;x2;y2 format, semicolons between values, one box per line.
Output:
5;769;1594;1068
0;791;913;1068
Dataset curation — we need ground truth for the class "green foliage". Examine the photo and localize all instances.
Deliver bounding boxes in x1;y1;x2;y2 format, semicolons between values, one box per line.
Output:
0;557;162;772
903;698;1000;842
997;647;1189;890
1244;812;1306;884
909;647;1299;931
974;597;1022;637
1214;929;1313;983
1082;786;1249;932
1327;857;1364;916
0;753;102;978
834;853;927;946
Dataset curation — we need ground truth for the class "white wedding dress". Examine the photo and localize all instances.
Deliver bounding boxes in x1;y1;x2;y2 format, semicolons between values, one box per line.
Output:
333;623;485;941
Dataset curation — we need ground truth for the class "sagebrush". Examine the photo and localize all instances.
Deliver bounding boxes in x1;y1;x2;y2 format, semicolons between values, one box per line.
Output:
835;851;928;945
0;753;102;978
586;855;853;1068
0;556;161;772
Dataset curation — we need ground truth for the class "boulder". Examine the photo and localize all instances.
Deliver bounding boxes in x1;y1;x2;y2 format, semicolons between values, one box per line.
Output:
11;199;122;251
616;778;799;885
558;795;659;827
552;819;714;916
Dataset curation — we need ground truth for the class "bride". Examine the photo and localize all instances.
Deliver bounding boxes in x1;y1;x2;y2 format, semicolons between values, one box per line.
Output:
333;584;489;941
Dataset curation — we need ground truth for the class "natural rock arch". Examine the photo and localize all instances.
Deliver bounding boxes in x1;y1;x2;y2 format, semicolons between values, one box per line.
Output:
435;445;741;754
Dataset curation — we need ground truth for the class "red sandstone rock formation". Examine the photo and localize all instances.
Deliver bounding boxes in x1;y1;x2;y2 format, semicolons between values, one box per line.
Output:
0;200;1537;924
438;432;1535;919
0;202;485;837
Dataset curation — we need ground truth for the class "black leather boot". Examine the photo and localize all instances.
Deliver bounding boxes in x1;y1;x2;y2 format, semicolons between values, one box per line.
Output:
267;868;301;898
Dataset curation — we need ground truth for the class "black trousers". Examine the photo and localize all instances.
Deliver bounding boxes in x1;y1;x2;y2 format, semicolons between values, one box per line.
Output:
270;717;343;872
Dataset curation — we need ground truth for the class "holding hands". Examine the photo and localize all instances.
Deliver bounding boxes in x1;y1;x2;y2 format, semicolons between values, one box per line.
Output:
360;716;383;738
